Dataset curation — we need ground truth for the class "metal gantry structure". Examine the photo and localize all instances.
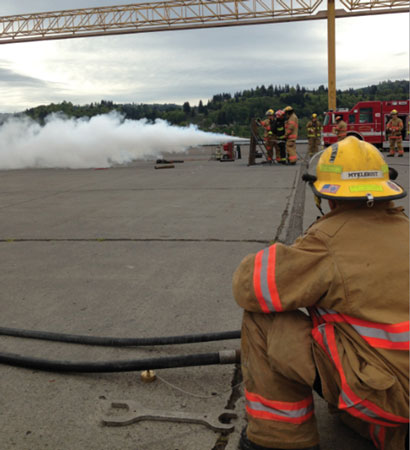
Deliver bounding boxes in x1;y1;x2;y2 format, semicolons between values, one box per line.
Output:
0;0;408;109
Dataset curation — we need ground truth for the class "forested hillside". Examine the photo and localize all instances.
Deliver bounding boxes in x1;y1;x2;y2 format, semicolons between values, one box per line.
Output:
24;80;408;138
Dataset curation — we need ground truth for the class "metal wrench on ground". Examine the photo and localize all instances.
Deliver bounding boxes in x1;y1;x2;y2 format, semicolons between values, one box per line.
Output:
102;400;237;432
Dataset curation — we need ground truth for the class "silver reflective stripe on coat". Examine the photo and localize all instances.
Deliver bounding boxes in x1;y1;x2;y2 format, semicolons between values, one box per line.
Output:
259;248;276;312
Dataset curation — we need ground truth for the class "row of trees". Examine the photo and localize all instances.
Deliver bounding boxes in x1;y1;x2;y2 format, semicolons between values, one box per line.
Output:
24;80;409;138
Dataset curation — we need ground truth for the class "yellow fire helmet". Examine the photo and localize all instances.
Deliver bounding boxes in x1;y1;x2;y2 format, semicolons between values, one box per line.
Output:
312;113;317;118
307;136;406;202
284;106;293;112
391;109;398;115
265;109;274;116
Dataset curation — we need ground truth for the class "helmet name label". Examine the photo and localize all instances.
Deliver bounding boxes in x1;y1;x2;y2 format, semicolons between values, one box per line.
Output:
349;185;384;192
341;171;383;180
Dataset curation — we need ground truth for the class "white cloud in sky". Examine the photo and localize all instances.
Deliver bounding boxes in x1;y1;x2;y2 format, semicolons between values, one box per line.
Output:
0;1;408;112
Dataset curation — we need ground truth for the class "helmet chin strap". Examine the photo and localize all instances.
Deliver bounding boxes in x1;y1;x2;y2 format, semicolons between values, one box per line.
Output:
314;195;325;216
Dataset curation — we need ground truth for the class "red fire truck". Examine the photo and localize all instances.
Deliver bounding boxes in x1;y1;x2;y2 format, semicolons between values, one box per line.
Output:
323;100;409;150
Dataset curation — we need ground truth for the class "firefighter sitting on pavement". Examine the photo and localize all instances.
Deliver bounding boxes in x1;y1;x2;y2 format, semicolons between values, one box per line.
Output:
333;116;347;141
233;136;409;450
386;109;404;157
257;109;277;163
274;110;287;164
306;113;322;157
284;106;298;164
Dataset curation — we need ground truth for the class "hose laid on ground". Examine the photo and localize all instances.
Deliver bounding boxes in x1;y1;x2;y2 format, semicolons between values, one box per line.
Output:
0;349;241;373
0;327;241;346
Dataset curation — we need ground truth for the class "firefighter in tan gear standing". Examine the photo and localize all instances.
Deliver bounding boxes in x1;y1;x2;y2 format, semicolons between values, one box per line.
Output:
258;109;276;163
233;136;409;450
333;115;347;141
306;113;322;157
386;110;404;157
274;110;287;164
284;106;298;164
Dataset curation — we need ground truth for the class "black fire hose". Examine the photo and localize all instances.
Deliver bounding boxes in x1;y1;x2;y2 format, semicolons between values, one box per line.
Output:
0;326;241;346
0;349;241;373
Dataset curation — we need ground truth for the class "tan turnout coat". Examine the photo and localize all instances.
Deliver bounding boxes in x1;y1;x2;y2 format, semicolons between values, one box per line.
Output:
233;201;409;446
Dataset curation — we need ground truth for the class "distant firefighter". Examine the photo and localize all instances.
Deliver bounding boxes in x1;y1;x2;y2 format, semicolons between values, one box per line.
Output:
274;109;287;164
257;109;276;163
333;115;347;141
386;109;404;157
306;113;322;157
284;106;298;165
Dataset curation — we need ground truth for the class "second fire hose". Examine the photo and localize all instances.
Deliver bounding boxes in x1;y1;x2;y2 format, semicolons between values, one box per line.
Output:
0;349;241;373
0;326;241;373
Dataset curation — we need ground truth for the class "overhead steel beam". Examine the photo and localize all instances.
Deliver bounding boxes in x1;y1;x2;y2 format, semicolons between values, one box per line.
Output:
0;0;407;44
0;0;322;44
339;0;410;9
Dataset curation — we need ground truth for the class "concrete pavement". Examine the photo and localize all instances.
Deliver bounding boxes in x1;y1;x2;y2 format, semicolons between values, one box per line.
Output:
0;144;408;450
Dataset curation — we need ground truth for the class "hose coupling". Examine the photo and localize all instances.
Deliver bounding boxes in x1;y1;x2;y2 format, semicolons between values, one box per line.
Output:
218;349;241;364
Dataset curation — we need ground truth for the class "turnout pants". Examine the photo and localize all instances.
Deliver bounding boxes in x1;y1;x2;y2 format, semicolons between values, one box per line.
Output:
241;311;408;450
308;138;320;157
277;141;287;163
389;138;404;155
264;137;274;161
286;140;297;163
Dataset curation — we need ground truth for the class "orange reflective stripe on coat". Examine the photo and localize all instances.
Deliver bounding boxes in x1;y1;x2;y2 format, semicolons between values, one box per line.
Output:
312;323;409;427
311;307;409;351
245;389;314;424
253;245;283;313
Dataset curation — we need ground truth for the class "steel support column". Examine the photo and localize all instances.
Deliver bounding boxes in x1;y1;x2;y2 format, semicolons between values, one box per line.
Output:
327;0;336;111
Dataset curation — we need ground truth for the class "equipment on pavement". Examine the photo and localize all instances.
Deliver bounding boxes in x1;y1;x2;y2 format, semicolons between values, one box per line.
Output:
102;401;237;431
155;164;175;169
156;159;184;164
248;119;271;165
221;141;235;161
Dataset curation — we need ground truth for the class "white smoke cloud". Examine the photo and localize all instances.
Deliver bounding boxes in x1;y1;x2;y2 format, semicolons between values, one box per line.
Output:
0;112;238;169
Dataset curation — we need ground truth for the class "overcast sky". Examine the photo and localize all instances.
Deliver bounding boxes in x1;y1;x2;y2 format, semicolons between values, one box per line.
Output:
0;1;408;113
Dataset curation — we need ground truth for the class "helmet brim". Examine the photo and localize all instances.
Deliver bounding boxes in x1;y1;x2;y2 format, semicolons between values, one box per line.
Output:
312;179;407;201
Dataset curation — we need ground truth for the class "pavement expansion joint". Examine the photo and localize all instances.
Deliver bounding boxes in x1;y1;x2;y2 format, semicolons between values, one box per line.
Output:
0;238;273;243
212;363;243;450
284;154;309;245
